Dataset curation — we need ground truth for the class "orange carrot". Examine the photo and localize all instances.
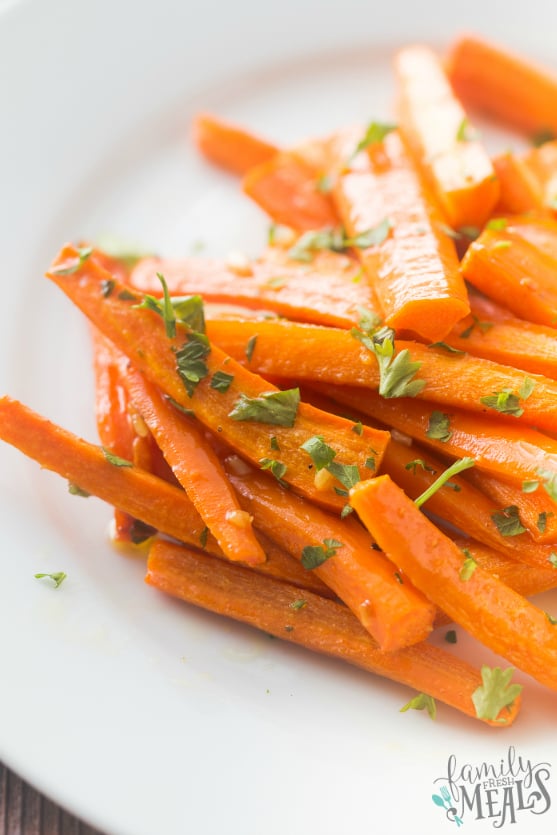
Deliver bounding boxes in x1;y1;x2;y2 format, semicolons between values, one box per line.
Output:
447;34;557;139
242;151;338;230
350;474;557;693
206;316;557;435
193;113;278;176
128;249;372;329
224;455;436;652
492;151;544;214
446;292;557;379
503;212;557;259
316;384;557;489
146;538;515;725
125;368;266;565
523;140;557;210
332;130;470;340
46;246;390;513
461;228;557;327
395;44;499;228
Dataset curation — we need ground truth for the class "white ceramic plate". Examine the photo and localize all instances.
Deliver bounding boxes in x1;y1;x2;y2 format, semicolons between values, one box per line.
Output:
2;2;557;833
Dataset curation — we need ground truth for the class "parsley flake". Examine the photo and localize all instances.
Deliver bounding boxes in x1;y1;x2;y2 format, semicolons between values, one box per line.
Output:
426;411;452;443
301;538;343;569
351;121;397;158
344;218;391;249
245;335;257;362
356;306;382;334
34;572;67;588
210;370;234;393
351;325;425;398
400;693;436;720
486;218;508;231
228;388;300;427
50;246;93;275
327;461;360;490
549;553;557;568
290;599;307;610
156;272;176;338
270;436;280;451
199;527;209;549
300;435;336;470
522;480;539;493
460;550;478;581
537;512;553;534
68;482;90;497
491;505;527;537
102;448;133;467
472;666;522;722
459;315;494;339
175;332;211;397
427;342;465;355
405;459;436;475
259;458;288;485
545;611;557;625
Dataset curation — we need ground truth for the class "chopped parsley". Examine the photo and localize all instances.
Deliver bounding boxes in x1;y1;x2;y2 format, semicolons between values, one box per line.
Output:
427;342;465;355
352;420;364;436
301;538;343;569
486;218;508;231
300;435;336;470
50;246;93;275
549;553;557;568
259;458;288;485
210;370;234;393
289;599;307;610
287;220;390;262
228;388;300;427
326;461;361;490
522;480;539;493
102;448;133;467
356;306;382;334
459;549;478;581
537;512;553;534
480;377;535;417
445;629;457;644
459;315;494;339
400;693;436;720
414;457;475;509
175;332;211;397
245;335;257;362
472;666;522;722
426;411;452;443
351;121;397;158
68;482;90;497
351;325;425;398
491;505;527;537
270;436;280;451
199;526;209;549
34;572;67;588
405;459;436;475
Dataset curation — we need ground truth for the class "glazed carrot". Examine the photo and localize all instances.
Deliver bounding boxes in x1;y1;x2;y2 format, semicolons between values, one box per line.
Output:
492;151;543;214
317;384;557;489
446;293;557;379
350;474;557;692
125;369;266;565
466;468;557;545
224;455;436;652
206;316;557;434
242;150;338;230
146;539;516;725
129;249;372;329
47;246;389;513
394;45;499;228
332;130;470;340
461;228;557;327
447;35;557;138
193;113;278;176
503;212;557;258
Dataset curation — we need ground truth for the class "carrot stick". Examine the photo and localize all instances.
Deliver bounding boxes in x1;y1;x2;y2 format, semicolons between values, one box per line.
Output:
445;293;557;379
46;246;390;513
243;151;338;230
128;250;372;330
332;130;470;341
206;316;557;435
146;538;515;725
394;45;499;228
350;474;557;693
503;212;557;259
446;34;557;139
124;368;266;565
193;113;278;176
492;151;544;214
316;384;557;490
223;455;436;652
461;228;557;327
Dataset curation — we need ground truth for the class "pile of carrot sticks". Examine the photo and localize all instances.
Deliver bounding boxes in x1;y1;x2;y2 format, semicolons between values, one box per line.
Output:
5;33;557;726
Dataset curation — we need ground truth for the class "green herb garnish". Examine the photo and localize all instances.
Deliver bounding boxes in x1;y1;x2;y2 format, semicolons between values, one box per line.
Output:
352;325;425;398
400;693;436;720
301;538;343;569
210;370;234;393
228;388;300;427
175;332;211;397
426;411;452;443
472;666;522;722
491;505;527;537
34;572;67;588
414;457;475;509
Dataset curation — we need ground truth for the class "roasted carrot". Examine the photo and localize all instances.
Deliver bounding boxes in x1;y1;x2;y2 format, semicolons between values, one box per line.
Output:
446;292;557;379
243;151;338;230
523;140;557;210
129;249;373;329
332;130;470;341
146;538;516;725
492;151;543;214
461;228;557;327
350;474;557;693
193;113;278;176
206;316;557;435
46;246;390;513
316;384;557;489
224;455;436;652
394;44;499;228
447;34;557;139
124;368;266;565
503;212;557;259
